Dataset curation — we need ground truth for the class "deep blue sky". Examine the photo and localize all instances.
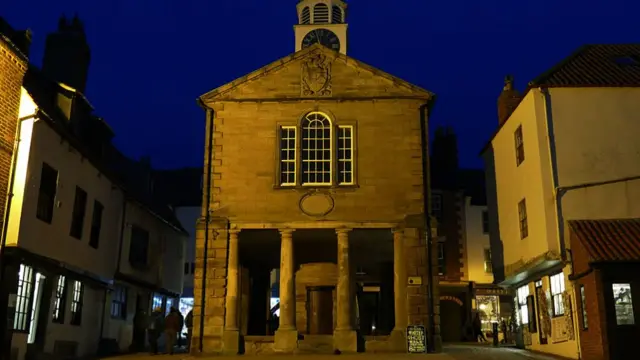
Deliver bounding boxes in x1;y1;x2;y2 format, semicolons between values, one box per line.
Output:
4;0;639;169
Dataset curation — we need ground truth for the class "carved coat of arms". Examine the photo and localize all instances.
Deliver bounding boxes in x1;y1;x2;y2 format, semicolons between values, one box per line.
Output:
301;52;332;96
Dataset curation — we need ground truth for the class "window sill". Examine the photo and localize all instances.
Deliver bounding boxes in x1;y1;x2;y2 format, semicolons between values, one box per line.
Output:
273;184;360;191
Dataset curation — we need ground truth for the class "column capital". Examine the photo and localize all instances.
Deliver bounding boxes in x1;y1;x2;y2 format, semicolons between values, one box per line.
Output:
279;228;295;236
392;227;405;235
229;229;241;235
335;228;352;235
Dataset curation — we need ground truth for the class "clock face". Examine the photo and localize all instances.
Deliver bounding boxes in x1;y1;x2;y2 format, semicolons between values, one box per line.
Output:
302;29;341;51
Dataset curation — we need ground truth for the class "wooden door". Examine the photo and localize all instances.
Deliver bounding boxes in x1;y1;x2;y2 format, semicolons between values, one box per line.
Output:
308;287;334;335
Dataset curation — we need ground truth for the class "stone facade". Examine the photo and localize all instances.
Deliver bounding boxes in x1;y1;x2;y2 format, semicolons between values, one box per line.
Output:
192;44;439;355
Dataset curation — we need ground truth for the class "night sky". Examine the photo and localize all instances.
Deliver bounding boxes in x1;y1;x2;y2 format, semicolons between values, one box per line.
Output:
4;0;639;169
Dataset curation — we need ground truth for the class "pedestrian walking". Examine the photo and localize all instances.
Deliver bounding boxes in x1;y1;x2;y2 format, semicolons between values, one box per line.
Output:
474;313;488;343
147;307;164;354
501;319;508;344
185;309;194;351
164;307;181;355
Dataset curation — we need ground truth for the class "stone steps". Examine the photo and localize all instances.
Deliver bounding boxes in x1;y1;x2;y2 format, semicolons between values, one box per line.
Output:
296;335;335;354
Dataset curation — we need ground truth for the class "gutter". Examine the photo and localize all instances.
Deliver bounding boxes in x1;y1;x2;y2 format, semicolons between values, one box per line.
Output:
197;99;215;353
419;99;439;353
539;87;566;260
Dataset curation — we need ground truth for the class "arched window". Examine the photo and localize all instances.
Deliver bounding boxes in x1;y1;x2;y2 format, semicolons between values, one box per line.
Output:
300;7;311;24
331;6;343;23
301;112;332;185
313;3;329;24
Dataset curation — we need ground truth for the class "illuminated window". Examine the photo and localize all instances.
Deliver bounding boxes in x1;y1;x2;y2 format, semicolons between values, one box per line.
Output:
52;276;67;323
111;286;127;319
279;127;297;186
518;199;528;239
580;285;588;329
613;283;635;325
337;126;354;185
550;272;565;316
70;281;84;325
152;294;164;312
313;3;329;23
300;7;311;24
13;264;34;331
301;112;332;185
517;285;530;324
277;112;356;187
483;248;493;274
514;125;524;165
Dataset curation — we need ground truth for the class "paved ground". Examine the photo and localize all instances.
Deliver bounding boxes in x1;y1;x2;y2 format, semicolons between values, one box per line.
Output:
106;344;565;360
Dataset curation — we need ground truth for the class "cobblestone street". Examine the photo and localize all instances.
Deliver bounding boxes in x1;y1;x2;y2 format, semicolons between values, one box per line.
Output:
444;344;567;360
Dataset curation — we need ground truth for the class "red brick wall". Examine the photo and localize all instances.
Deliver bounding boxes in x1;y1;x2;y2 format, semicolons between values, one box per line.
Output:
437;189;464;281
0;40;27;231
571;232;609;360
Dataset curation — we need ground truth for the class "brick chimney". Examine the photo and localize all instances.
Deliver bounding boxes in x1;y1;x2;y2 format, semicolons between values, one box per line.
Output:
497;75;522;125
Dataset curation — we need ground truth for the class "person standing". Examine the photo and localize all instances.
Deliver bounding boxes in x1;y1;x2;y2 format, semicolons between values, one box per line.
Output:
164;307;181;355
177;309;185;348
148;307;164;354
185;310;193;351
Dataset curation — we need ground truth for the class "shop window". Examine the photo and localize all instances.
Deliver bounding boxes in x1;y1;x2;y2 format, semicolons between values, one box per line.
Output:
111;286;127;319
13;264;35;331
550;272;565;316
476;295;500;332
517;285;530;324
612;283;635;325
52;276;67;323
580;285;588;330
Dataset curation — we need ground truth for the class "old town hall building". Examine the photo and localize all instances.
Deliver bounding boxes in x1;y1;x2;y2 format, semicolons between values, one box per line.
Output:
192;0;439;355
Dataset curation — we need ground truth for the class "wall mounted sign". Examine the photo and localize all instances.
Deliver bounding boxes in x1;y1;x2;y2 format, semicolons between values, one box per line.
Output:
406;325;427;353
407;276;422;285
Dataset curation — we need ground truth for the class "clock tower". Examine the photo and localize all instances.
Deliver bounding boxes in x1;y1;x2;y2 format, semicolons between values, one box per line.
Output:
294;0;348;55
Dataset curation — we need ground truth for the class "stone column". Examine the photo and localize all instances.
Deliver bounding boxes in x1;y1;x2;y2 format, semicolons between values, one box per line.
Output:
390;228;408;351
275;229;298;352
334;228;357;352
223;229;241;354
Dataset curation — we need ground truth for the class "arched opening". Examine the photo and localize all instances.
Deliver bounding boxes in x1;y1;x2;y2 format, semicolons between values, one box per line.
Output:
313;3;330;24
331;6;343;23
300;112;332;185
300;7;311;24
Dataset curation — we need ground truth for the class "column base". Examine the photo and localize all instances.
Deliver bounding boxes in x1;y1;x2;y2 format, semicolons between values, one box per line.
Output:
274;329;298;352
222;330;241;355
333;329;357;353
389;328;407;352
432;334;443;353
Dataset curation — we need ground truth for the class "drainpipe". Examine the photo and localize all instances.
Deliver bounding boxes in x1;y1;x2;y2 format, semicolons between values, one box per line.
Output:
198;102;215;353
419;101;440;353
0;114;35;360
539;88;566;260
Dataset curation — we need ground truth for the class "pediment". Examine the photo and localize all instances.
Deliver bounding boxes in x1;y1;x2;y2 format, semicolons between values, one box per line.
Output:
199;44;434;103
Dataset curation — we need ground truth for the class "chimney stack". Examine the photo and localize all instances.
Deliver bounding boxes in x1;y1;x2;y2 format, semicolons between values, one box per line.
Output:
497;75;522;125
42;14;91;93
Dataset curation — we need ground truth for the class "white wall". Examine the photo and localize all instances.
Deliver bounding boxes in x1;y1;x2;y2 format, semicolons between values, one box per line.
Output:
174;206;199;293
7;103;123;280
463;198;493;285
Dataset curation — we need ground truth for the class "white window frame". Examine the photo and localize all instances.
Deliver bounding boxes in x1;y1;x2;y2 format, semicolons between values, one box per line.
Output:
301;112;333;186
279;126;297;186
337;125;354;185
517;285;530;324
550;272;566;316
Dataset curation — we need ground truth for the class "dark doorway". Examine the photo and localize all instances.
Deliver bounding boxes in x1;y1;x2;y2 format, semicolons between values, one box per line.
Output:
307;287;334;335
440;300;464;342
358;291;380;335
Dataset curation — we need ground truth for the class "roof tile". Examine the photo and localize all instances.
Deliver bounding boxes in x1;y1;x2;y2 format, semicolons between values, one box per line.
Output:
569;219;640;262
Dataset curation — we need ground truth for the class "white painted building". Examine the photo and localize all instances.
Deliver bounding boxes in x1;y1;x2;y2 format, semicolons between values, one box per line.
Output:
3;26;187;360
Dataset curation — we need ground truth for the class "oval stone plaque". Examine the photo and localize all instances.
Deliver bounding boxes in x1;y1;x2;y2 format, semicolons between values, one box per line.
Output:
299;192;334;217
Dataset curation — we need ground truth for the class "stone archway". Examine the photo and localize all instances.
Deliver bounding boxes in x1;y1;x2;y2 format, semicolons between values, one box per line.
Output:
439;295;464;342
